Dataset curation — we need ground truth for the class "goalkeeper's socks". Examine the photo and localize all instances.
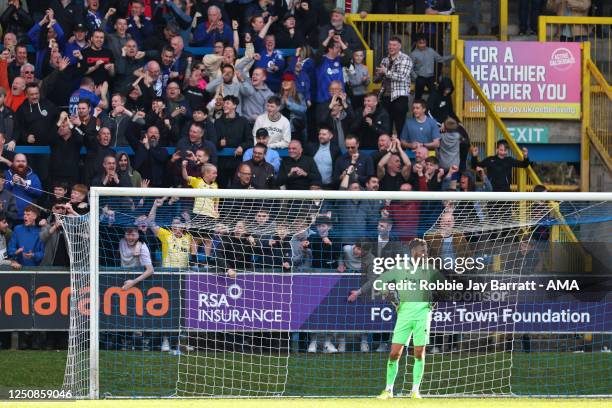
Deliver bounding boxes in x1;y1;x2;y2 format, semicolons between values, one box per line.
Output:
385;359;399;392
412;357;425;392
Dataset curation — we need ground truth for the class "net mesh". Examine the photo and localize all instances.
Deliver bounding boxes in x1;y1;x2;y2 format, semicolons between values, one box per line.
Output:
60;192;612;398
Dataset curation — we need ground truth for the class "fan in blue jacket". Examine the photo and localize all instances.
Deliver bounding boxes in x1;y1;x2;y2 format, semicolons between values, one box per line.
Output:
4;154;43;218
254;35;285;93
8;205;44;268
28;14;66;79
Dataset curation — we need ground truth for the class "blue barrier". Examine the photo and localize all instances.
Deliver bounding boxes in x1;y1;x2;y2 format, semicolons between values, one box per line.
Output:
184;47;297;57
11;145;579;162
0;45;297;58
13;145;286;157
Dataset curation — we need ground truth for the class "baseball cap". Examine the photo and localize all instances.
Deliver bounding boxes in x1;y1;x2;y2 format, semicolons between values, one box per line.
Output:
282;71;296;82
74;23;88;33
255;128;269;138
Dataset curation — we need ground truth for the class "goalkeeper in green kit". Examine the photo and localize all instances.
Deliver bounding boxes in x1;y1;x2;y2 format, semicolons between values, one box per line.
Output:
348;238;443;399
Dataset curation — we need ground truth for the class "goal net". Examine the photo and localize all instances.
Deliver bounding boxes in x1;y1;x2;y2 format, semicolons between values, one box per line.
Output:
60;189;612;398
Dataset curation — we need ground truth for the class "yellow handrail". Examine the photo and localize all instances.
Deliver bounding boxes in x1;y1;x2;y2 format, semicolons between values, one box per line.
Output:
585;57;612;174
586;127;612;172
581;42;591;192
538;15;612;28
499;0;508;41
587;59;612;99
347;14;458;24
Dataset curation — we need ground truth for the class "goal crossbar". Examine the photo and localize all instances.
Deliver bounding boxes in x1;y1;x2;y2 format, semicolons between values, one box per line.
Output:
89;187;612;202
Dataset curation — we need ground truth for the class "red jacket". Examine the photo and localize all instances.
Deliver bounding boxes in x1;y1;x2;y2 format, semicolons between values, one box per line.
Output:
384;175;427;242
0;59;26;111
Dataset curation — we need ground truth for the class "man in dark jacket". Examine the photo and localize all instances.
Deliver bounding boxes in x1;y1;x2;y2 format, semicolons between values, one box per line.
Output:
471;141;531;192
322;99;355;145
100;93;133;147
15;83;58;185
0;2;35;44
427;77;459;125
305;126;341;189
91;155;133;187
244;143;275;190
0;172;19;225
215;95;252;153
127;125;170;188
351;92;391;149
317;8;362;51
214;95;252;188
180;107;218;145
333;135;374;187
39;198;70;267
277;140;321;190
176;122;218;164
49;112;84;187
84;127;115;184
309;216;342;269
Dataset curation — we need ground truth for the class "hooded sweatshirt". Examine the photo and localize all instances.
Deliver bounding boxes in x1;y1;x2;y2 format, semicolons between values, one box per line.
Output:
427;77;458;124
15;98;59;145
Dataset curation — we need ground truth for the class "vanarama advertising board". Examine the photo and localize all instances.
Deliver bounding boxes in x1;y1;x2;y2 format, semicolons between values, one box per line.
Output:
465;41;581;119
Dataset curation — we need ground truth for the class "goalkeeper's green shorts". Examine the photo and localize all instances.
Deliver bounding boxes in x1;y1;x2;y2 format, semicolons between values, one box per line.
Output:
391;308;431;346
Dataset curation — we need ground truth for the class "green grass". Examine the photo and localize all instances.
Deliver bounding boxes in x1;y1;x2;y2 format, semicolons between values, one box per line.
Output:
2;399;612;408
0;350;610;398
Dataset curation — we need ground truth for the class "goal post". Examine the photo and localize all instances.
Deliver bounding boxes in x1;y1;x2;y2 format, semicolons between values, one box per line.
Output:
89;189;100;400
63;188;612;399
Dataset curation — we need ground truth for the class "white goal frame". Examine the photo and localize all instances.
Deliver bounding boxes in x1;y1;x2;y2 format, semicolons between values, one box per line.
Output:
86;187;612;399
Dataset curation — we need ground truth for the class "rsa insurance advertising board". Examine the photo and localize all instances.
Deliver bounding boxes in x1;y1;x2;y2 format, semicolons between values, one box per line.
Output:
464;41;581;119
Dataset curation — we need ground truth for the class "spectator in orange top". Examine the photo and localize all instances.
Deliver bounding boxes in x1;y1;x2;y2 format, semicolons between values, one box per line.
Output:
0;50;27;112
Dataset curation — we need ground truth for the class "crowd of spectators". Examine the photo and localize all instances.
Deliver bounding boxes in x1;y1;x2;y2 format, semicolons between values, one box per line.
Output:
0;0;535;269
0;1;540;353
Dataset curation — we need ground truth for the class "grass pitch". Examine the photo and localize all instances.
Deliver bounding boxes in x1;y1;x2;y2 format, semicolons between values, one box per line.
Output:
1;399;612;408
0;350;610;402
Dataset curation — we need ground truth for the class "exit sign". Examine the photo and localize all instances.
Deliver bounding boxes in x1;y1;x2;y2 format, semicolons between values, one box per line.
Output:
498;126;549;143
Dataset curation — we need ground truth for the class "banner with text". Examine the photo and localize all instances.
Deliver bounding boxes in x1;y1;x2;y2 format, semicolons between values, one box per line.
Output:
464;41;581;119
1;272;610;332
185;274;612;333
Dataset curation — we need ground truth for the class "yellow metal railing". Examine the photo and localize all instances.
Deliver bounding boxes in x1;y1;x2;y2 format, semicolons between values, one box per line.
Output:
585;59;612;175
538;16;612;80
346;13;459;91
499;0;508;41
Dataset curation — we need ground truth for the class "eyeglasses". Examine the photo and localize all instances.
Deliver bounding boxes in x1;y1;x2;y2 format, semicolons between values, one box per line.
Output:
240;172;252;176
23;71;34;74
346;145;358;150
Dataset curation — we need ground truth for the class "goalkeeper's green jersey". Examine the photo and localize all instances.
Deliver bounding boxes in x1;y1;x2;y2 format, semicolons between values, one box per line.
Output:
376;264;443;320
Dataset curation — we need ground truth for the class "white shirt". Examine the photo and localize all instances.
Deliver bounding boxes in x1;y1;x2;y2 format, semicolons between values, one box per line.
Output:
252;113;291;149
119;239;153;268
